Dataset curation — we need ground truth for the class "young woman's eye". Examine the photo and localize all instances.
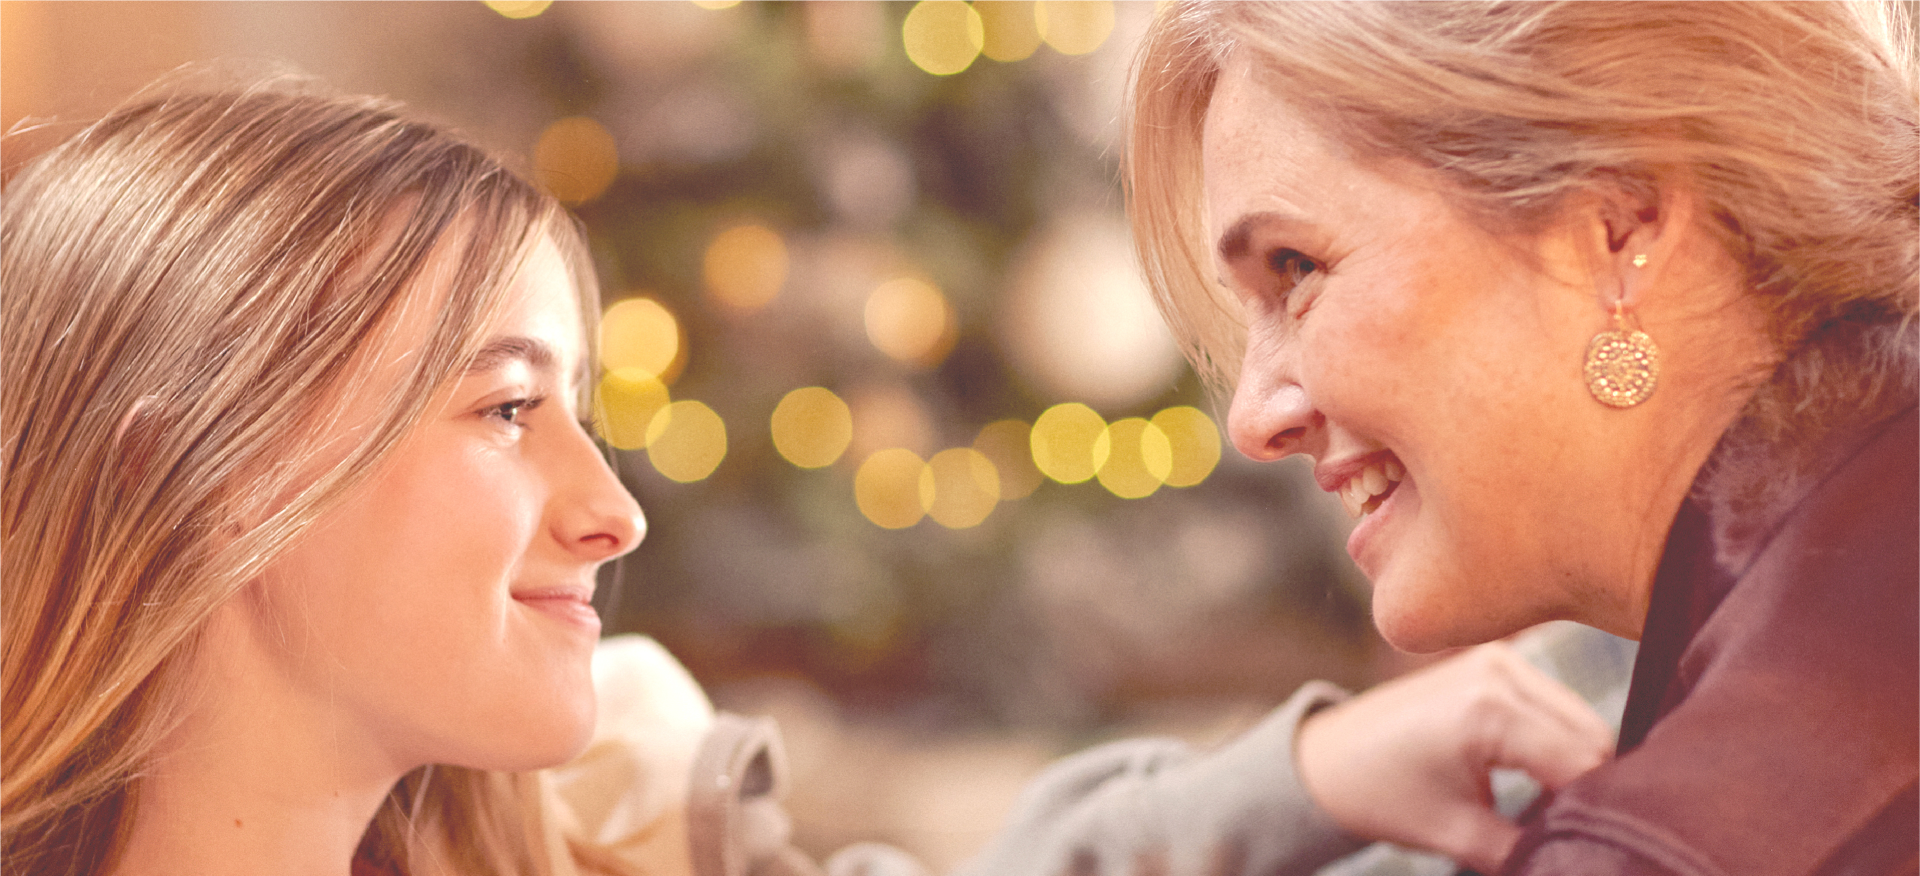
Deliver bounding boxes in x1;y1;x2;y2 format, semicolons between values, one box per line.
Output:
484;397;545;427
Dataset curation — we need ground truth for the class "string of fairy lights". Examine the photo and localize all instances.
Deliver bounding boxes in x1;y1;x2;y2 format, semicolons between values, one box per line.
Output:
590;242;1222;530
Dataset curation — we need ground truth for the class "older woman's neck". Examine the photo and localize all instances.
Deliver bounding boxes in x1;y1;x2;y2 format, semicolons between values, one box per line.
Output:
1697;321;1920;573
109;602;409;876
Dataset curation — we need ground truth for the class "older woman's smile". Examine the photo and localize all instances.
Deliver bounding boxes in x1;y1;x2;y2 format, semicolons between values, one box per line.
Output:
1321;454;1406;521
1200;54;1705;651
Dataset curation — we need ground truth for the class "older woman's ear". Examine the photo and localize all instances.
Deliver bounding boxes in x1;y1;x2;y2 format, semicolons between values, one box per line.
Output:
1560;173;1718;319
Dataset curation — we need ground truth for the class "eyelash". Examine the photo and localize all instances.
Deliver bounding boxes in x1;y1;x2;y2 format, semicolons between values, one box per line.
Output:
484;396;546;428
1268;248;1321;285
1265;248;1324;315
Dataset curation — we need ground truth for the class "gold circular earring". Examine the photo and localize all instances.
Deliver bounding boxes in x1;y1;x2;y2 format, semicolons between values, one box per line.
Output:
1585;298;1659;407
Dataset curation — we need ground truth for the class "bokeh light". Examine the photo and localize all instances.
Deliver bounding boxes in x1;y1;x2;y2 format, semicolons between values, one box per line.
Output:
703;223;789;314
690;0;740;8
1151;405;1222;488
855;448;930;529
1096;417;1172;500
1002;214;1183;409
975;0;1041;62
483;0;551;19
864;277;955;368
925;447;1000;529
646;399;728;482
1034;0;1114;55
902;0;984;76
771;386;854;469
596;368;671;450
973;419;1043;501
533;116;619;205
1029;402;1109;485
601;296;683;383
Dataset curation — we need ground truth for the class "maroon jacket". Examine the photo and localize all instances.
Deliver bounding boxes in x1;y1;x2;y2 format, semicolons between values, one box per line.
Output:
1502;406;1919;875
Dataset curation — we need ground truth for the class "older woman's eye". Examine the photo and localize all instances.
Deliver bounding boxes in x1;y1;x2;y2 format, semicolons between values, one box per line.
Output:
1268;248;1321;285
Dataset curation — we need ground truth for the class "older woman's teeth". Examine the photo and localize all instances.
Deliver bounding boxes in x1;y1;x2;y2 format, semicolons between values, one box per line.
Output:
1340;459;1404;520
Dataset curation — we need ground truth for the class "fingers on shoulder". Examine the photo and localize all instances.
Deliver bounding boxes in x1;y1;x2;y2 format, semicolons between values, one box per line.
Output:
1453;643;1614;785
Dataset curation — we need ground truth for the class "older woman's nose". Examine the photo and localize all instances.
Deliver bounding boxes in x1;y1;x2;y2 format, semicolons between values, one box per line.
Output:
555;425;647;562
1229;377;1320;463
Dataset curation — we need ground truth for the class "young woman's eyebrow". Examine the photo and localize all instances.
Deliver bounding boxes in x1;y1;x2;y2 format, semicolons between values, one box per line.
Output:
466;335;594;393
466;336;556;376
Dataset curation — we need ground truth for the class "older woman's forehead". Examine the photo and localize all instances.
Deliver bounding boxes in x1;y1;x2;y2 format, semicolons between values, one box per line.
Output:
1201;67;1344;239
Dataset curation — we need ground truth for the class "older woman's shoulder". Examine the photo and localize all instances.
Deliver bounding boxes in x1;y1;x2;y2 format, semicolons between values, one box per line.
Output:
1506;406;1918;876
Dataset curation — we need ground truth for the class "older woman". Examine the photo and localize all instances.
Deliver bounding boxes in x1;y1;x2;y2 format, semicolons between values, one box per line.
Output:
1119;1;1915;874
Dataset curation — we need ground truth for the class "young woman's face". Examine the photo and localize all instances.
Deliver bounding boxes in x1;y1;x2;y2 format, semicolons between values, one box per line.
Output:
251;235;644;774
1201;60;1638;652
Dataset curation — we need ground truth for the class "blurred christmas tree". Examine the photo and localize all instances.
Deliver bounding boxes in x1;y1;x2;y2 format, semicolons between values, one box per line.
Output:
502;0;1375;731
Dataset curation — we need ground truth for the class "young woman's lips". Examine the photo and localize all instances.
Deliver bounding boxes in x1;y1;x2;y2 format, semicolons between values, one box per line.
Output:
513;587;602;633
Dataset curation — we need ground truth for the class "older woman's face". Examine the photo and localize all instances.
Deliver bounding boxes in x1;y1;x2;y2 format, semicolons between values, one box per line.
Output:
1202;60;1630;651
249;237;644;774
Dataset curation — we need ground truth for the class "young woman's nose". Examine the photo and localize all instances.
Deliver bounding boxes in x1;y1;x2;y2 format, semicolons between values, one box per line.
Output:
1228;370;1321;463
552;423;646;562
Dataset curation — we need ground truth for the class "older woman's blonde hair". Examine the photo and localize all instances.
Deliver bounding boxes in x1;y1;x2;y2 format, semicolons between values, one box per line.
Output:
2;81;626;876
1128;0;1918;410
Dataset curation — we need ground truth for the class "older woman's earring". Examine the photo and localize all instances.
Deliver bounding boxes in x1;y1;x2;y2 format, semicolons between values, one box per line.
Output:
1584;299;1660;407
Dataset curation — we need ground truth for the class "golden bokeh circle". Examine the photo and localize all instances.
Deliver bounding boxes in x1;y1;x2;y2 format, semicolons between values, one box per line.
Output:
925;447;1000;529
903;0;985;76
855;448;930;529
704;224;789;314
600;297;682;383
1029;402;1109;484
865;277;955;367
595;368;671;450
1151;405;1222;488
1096;418;1171;500
533;116;618;205
1034;0;1113;56
771;386;854;469
645;400;728;483
976;0;1041;62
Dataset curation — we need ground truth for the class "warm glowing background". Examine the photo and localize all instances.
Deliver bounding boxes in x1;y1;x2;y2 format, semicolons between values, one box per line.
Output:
3;1;1393;865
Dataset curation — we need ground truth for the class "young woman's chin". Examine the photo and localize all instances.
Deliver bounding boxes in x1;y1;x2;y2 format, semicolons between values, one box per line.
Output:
455;687;596;773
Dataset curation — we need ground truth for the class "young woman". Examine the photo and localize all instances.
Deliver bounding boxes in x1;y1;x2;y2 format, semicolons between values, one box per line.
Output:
2;82;645;876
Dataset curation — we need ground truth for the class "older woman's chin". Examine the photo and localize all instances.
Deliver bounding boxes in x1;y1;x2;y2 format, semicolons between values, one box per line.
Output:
1368;584;1521;655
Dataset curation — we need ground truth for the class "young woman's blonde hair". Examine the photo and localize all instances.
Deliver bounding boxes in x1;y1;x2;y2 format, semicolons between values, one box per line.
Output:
1127;0;1919;403
2;80;627;876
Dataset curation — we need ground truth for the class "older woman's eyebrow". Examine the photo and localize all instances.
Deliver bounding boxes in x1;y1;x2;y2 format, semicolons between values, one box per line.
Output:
1216;210;1310;263
1216;214;1263;262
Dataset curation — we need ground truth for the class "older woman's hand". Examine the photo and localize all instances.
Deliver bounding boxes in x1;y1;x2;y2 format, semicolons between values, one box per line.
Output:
1296;642;1613;873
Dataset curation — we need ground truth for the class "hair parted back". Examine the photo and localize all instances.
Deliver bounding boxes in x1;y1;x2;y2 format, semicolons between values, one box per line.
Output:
1127;0;1919;399
1;78;621;875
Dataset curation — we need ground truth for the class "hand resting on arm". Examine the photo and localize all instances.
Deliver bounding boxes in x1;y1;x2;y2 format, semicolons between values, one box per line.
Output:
1299;642;1614;874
